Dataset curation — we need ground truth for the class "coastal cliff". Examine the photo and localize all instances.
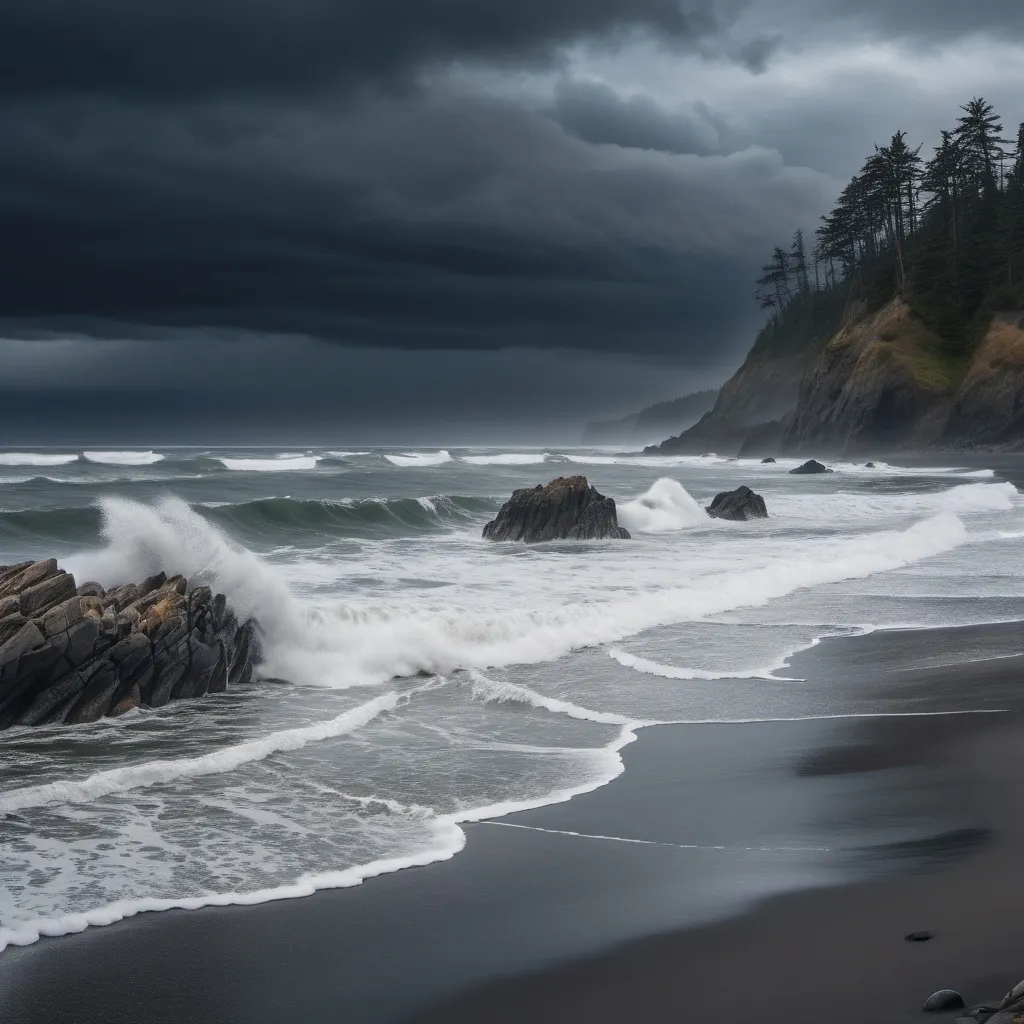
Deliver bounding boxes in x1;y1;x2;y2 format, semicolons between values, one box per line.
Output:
648;96;1024;457
942;311;1024;445
780;298;958;454
649;301;1024;458
647;291;845;455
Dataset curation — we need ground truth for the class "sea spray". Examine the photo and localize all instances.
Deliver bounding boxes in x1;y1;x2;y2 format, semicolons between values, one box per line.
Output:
617;478;711;533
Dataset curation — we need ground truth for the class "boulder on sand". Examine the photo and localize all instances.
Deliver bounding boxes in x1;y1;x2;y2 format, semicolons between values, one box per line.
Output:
923;990;965;1012
706;486;769;521
790;459;833;475
483;476;630;543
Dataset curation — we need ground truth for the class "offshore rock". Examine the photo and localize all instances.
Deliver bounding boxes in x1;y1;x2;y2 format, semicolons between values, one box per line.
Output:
706;486;769;521
0;559;263;729
790;459;832;475
483;476;630;543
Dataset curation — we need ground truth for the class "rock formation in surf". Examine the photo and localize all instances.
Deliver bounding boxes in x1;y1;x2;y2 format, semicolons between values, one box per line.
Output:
483;476;630;543
790;459;833;475
0;560;261;728
705;486;769;521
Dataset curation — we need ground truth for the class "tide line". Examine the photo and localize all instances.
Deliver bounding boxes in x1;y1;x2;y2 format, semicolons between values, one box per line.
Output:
479;820;833;853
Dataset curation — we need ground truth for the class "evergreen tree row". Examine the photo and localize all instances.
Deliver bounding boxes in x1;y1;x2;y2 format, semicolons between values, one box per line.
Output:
756;98;1024;356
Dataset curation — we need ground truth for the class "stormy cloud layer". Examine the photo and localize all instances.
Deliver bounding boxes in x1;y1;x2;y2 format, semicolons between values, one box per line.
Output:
1;0;1023;435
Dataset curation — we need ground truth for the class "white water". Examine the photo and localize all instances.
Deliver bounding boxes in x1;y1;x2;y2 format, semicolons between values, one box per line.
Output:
1;450;1022;953
0;453;79;467
0;692;402;814
82;451;165;466
461;453;550;466
384;450;452;467
618;478;711;533
219;456;320;471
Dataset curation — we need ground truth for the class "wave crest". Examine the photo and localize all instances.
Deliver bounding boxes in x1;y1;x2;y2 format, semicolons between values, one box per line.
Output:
384;451;451;467
468;670;635;725
617;478;710;533
0;453;79;467
82;451;164;466
460;453;549;466
218;456;320;471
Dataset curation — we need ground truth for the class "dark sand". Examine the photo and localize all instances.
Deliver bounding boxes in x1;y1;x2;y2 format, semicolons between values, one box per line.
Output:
2;625;1024;1023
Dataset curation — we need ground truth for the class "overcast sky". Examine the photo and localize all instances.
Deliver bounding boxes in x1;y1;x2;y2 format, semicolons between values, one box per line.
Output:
2;0;1023;441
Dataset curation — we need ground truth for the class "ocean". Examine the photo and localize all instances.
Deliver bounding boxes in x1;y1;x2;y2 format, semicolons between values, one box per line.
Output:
0;447;1021;951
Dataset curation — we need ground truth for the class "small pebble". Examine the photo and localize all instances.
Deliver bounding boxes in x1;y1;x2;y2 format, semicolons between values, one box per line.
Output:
906;930;934;942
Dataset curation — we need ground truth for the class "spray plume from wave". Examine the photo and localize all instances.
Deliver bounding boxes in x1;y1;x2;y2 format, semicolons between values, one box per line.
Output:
617;478;710;533
65;497;968;691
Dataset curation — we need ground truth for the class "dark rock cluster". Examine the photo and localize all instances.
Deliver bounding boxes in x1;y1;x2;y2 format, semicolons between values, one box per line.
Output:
706;486;769;521
0;560;261;729
483;476;630;543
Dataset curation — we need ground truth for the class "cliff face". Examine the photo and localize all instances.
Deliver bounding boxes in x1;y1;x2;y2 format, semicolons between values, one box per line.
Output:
647;296;1024;458
942;311;1024;445
648;352;810;454
781;299;957;455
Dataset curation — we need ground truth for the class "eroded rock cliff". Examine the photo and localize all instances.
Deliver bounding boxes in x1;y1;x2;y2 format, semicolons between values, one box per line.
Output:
942;311;1024;445
780;299;957;454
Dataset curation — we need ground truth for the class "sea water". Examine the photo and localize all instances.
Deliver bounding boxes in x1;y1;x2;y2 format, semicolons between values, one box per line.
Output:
0;448;1021;948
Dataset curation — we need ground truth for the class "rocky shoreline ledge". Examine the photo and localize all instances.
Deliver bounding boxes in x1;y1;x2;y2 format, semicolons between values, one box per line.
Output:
0;560;261;729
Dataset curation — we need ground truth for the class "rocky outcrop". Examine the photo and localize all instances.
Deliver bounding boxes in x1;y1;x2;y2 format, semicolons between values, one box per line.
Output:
647;354;810;455
706;486;768;521
483;476;630;543
781;299;956;455
942;311;1024;445
790;459;832;475
0;560;261;729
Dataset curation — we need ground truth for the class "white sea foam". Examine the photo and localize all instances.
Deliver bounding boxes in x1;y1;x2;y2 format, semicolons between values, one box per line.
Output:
0;692;401;814
0;821;467;951
0;453;79;467
325;451;370;458
617;478;710;533
939;481;1017;511
608;645;809;681
384;450;452;467
82;451;164;466
62;496;972;692
461;453;549;466
218;456;320;471
468;670;637;725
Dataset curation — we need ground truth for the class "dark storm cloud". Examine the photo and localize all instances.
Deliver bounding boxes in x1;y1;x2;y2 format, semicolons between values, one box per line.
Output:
4;0;1018;439
795;0;1024;40
549;79;721;154
0;0;711;100
0;333;723;444
0;87;830;355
